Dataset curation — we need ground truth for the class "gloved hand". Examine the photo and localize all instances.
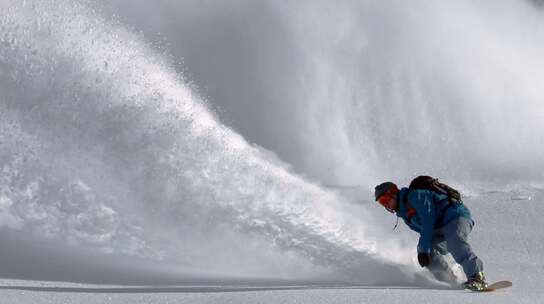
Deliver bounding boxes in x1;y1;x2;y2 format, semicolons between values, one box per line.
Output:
417;252;431;268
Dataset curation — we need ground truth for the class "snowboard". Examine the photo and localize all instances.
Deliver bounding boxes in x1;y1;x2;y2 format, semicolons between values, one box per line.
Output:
473;280;512;292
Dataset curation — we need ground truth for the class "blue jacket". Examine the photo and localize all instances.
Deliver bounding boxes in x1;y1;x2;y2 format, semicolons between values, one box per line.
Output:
396;187;472;254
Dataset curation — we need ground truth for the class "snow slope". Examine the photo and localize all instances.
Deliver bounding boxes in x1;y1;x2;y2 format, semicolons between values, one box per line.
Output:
0;187;542;303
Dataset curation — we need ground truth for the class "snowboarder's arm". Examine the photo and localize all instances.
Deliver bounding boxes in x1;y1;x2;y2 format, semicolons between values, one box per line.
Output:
410;190;436;253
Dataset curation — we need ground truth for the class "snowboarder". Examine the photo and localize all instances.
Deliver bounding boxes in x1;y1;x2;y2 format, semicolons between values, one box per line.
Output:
374;179;487;291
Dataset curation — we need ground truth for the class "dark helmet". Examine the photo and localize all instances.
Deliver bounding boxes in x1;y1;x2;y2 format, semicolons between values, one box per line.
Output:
374;182;398;201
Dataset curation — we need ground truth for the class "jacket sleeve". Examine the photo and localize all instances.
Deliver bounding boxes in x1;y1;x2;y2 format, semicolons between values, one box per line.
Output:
410;190;436;254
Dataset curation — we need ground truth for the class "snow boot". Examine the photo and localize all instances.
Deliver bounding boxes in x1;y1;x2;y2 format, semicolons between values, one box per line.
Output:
463;271;488;291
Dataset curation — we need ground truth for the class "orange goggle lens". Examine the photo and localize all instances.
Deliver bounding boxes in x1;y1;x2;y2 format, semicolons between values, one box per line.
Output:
378;193;391;206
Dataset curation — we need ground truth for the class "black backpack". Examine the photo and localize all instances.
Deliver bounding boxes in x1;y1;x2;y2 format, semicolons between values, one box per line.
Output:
408;175;461;203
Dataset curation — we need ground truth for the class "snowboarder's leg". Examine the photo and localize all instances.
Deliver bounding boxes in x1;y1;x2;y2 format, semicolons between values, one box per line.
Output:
428;236;458;284
442;217;484;279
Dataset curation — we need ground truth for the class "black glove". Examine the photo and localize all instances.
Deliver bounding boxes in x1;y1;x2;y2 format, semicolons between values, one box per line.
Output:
417;252;431;268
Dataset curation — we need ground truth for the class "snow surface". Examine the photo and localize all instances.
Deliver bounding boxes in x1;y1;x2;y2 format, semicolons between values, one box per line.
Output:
0;281;526;304
0;188;542;303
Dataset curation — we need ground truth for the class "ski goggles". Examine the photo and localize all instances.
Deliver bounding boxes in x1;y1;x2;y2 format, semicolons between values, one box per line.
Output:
377;192;393;207
377;192;395;213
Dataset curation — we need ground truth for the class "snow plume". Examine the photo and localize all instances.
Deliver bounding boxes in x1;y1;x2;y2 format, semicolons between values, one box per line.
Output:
0;0;419;285
104;0;544;186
